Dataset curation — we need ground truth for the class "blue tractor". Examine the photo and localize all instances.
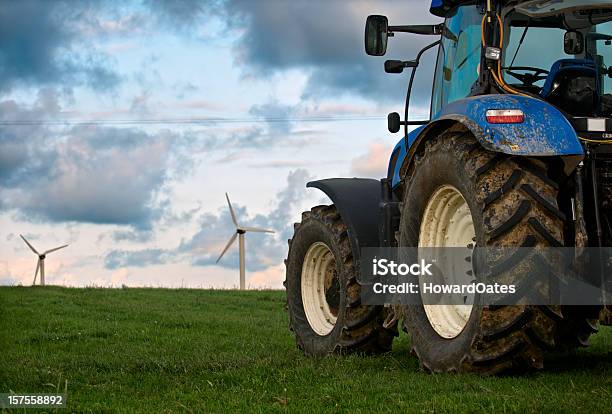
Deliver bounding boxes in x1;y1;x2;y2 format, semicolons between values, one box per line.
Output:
285;0;612;373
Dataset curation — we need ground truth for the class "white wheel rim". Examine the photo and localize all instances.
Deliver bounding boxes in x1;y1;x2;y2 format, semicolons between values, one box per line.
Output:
301;242;338;336
418;185;475;339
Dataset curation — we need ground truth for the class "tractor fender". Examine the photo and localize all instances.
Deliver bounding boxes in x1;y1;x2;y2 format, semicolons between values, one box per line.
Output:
389;94;584;188
307;178;380;261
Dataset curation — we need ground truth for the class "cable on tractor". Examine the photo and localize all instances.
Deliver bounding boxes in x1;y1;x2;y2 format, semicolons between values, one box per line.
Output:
480;3;530;97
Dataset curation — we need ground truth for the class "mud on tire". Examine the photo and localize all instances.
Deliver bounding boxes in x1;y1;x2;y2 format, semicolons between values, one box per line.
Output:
285;205;397;355
399;129;598;374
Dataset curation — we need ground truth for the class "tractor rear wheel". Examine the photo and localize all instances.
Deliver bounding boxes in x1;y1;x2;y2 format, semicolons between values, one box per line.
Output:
285;205;397;355
399;129;597;374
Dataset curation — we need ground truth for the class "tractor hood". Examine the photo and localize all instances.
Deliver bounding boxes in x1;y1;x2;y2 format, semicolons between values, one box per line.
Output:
430;0;612;18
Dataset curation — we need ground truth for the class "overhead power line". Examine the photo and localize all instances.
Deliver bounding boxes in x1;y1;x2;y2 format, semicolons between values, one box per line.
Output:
0;115;389;127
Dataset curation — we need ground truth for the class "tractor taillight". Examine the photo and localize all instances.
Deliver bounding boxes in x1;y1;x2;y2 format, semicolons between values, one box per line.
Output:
486;109;525;124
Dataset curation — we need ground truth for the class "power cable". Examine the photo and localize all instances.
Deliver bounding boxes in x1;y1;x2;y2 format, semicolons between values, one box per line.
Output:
0;115;391;127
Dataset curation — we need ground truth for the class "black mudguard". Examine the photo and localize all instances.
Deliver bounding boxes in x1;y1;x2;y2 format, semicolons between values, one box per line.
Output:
307;178;382;261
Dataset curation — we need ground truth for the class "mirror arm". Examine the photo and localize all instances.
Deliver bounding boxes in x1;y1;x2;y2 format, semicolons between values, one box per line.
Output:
404;39;441;142
398;120;429;126
388;114;428;133
388;24;443;36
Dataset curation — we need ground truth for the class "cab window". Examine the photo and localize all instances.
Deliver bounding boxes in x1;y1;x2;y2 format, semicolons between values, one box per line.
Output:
431;5;483;116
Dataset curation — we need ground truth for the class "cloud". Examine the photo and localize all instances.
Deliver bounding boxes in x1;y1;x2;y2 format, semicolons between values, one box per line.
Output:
24;128;172;227
349;141;393;178
247;160;310;169
0;0;120;93
3;127;173;228
0;89;318;230
262;169;315;240
249;101;296;136
140;0;441;104
112;229;155;243
104;248;174;269
0;92;189;229
190;122;317;157
83;11;152;38
216;0;441;104
144;0;220;29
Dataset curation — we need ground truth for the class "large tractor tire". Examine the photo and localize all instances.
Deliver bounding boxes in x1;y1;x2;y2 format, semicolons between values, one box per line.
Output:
399;129;598;374
285;205;397;355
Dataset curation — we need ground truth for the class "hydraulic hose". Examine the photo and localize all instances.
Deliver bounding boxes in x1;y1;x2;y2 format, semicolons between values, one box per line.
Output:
480;14;530;97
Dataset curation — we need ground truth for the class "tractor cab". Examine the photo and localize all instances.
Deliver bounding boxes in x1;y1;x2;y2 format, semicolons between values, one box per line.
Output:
429;1;612;119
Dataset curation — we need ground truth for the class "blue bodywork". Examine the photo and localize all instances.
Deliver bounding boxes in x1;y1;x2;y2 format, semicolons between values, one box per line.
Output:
388;94;583;188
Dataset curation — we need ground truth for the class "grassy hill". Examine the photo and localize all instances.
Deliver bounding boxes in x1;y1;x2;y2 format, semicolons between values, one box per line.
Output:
1;287;610;413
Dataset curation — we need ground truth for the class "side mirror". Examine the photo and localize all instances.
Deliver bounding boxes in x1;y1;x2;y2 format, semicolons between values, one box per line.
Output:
365;15;388;56
385;60;418;74
564;30;584;55
388;112;401;133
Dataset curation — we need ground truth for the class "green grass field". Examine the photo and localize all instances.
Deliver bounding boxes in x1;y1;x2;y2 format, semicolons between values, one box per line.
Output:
1;287;610;413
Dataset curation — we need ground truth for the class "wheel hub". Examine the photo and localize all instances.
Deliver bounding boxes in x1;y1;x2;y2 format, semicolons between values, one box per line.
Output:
418;185;476;339
301;242;339;335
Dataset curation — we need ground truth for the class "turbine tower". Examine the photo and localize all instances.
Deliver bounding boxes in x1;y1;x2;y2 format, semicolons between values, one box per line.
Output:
216;193;274;290
20;235;69;286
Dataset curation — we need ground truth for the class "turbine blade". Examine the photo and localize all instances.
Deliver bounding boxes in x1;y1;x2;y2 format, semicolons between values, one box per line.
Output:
216;233;238;263
241;226;275;234
20;234;39;255
225;193;239;227
44;244;69;255
33;260;40;285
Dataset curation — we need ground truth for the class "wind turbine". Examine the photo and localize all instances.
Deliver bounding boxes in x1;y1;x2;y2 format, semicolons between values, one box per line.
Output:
216;193;274;290
20;235;69;286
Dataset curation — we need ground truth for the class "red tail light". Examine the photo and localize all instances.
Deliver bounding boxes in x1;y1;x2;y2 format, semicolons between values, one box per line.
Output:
486;109;525;124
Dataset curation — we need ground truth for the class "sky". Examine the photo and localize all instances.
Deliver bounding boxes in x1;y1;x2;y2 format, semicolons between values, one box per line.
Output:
0;0;441;288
